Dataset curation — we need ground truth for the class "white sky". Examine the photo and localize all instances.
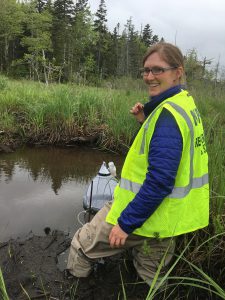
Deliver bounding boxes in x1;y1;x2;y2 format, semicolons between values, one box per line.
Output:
88;0;225;69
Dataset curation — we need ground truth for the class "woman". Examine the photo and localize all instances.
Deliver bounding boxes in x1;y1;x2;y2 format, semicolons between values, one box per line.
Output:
67;42;209;285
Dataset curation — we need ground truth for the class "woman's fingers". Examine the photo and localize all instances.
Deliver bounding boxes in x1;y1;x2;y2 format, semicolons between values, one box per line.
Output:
130;102;144;115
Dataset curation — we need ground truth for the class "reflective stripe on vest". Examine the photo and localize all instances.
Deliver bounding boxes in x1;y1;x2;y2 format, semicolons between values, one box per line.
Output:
120;173;208;198
121;101;209;199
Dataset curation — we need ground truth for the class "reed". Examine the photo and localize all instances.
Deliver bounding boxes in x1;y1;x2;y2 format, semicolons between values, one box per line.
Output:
0;268;9;300
0;78;146;148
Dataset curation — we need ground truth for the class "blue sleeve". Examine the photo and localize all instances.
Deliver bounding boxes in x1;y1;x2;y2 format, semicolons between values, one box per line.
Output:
118;109;183;234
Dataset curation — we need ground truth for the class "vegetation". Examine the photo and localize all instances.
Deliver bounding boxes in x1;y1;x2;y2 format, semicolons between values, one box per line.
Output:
2;0;223;85
0;0;160;84
1;1;225;299
0;75;148;150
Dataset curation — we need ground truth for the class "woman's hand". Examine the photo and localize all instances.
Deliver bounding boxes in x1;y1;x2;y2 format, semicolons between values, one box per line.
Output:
109;224;128;248
130;102;145;123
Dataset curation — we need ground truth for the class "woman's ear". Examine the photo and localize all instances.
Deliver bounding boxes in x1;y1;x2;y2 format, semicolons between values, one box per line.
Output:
176;66;184;80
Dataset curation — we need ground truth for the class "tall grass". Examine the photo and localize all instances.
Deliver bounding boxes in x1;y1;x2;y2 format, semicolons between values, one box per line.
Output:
0;268;9;300
119;234;225;299
0;78;147;149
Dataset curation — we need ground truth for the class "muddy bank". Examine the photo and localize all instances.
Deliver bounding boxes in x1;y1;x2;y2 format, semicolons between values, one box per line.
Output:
0;143;15;154
0;134;99;155
0;231;71;299
0;231;150;300
0;127;130;155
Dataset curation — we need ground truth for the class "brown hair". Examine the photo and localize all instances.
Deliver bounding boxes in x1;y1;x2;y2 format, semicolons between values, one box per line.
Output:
143;42;184;69
143;42;185;83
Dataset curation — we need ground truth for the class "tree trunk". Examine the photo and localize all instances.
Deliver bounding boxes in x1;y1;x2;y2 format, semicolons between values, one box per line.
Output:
42;49;48;85
4;36;9;73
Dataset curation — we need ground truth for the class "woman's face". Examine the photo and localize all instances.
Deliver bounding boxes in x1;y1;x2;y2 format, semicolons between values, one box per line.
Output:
143;52;182;97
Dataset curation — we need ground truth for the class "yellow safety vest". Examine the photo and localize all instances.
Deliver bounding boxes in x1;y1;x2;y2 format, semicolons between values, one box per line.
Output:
106;90;209;238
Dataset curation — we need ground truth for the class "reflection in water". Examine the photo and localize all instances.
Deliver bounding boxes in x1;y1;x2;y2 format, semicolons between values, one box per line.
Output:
0;146;124;242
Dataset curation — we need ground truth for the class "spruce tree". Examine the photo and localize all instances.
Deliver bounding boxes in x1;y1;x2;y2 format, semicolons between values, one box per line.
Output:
35;0;48;13
93;0;109;77
107;23;120;77
53;0;74;22
142;24;159;47
70;0;96;82
74;0;88;14
142;24;153;47
52;0;75;78
94;0;107;33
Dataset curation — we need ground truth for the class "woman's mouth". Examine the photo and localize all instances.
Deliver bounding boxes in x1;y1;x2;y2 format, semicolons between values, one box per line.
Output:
149;83;159;88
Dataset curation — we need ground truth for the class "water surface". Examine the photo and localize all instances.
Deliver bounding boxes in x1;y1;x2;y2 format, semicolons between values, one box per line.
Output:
0;146;123;242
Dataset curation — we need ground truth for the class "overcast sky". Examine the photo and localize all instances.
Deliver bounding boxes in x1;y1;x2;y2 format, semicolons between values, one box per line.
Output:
88;0;225;70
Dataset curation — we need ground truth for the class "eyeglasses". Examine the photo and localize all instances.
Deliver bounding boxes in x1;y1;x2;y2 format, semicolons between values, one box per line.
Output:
140;66;177;76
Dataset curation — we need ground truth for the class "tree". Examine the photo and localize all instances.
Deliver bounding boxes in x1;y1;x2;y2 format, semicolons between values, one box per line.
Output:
116;18;146;77
69;0;97;82
93;0;107;33
35;0;48;13
142;24;153;47
106;23;120;77
74;0;88;14
93;0;109;77
0;0;24;73
142;24;159;47
52;0;75;76
184;49;209;82
21;1;53;83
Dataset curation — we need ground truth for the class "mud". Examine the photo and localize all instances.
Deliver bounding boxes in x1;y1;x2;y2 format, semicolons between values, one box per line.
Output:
0;134;99;155
0;144;14;154
0;231;149;300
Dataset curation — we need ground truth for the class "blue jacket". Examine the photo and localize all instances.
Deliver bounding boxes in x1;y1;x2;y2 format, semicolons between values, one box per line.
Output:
118;86;183;234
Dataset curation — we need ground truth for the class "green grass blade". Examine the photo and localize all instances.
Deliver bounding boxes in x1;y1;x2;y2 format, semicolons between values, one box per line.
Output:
120;269;127;300
20;283;31;300
180;256;225;297
0;268;9;300
146;237;194;299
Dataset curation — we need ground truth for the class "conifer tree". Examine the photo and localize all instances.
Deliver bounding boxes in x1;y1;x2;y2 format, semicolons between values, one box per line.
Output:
74;0;88;13
52;0;75;79
142;24;159;47
70;0;96;82
117;18;145;77
142;24;153;47
93;0;109;77
35;0;48;13
107;23;120;77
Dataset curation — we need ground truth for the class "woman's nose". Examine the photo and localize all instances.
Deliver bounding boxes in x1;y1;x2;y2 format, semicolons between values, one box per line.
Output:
146;71;155;79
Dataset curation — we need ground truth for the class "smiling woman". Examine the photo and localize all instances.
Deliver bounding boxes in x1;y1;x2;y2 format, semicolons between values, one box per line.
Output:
67;42;209;288
142;43;184;97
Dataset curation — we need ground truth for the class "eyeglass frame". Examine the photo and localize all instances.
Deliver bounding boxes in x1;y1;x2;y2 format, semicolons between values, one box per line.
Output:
140;66;177;76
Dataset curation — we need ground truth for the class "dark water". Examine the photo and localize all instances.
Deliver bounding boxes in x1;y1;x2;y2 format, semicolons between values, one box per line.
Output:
0;146;124;242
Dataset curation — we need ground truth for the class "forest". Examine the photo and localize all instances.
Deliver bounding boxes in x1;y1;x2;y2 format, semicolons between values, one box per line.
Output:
1;0;222;86
0;0;162;84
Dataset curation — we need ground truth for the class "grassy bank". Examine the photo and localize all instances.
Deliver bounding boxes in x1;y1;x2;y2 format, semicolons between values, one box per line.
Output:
0;76;225;298
0;76;147;152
